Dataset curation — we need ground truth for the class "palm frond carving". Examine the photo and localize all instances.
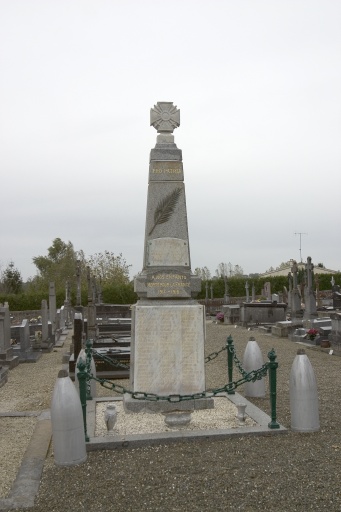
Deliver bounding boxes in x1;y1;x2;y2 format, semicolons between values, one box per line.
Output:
148;187;182;236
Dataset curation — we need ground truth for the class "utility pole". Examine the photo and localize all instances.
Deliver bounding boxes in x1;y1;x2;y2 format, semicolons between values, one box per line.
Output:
294;232;308;263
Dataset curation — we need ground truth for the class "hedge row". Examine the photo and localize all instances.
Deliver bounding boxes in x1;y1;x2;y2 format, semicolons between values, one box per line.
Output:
1;273;339;311
0;283;137;311
196;273;341;300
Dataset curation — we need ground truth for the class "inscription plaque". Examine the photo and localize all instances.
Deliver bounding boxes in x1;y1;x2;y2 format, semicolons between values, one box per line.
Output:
146;271;191;298
147;237;189;267
132;305;206;395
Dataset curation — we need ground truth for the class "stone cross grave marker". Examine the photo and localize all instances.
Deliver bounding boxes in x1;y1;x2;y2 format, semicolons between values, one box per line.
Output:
49;282;57;336
245;281;250;303
291;260;302;319
304;256;317;321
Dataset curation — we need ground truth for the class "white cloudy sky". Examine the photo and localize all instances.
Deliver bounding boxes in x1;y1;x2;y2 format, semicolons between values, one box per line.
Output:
1;0;340;281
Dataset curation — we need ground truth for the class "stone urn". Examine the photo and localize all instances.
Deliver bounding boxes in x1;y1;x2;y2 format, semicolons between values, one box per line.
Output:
104;403;117;433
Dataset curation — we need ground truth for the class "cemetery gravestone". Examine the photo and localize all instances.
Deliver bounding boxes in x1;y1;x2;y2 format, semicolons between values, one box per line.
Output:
41;300;49;343
49;282;57;339
245;281;250;303
263;282;271;301
11;319;42;363
303;257;318;322
0;304;19;368
76;260;82;307
291;260;302;320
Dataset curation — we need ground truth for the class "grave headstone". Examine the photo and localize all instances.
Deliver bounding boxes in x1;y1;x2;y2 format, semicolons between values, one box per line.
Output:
287;272;292;308
87;298;98;341
55;309;61;342
49;282;57;338
303;256;317;322
11;319;42;362
64;281;72;327
0;304;19;368
329;312;341;347
41;300;49;343
76;260;82;307
291;260;302;320
73;313;83;362
251;283;255;302
126;102;209;413
60;306;66;331
263;282;271;300
245;281;250;303
223;277;229;304
332;285;341;309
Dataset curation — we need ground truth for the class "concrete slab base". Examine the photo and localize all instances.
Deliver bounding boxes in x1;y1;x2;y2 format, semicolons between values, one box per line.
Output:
86;392;287;452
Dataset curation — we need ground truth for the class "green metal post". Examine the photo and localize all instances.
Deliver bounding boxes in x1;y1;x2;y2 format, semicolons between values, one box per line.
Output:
77;357;90;441
267;348;280;429
227;335;235;395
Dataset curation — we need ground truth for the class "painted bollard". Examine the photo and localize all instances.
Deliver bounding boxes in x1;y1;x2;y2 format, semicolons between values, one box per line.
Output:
74;348;97;398
290;349;320;432
51;369;87;466
242;337;266;397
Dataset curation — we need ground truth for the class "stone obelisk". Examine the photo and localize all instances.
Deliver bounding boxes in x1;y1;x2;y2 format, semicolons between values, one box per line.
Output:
125;102;208;412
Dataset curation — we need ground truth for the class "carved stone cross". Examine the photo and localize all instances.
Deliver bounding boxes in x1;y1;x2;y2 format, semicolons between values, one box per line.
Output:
150;102;180;133
306;256;314;289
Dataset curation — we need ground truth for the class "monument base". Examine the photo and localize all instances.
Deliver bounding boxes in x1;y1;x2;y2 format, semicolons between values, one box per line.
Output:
123;393;214;413
129;303;208;410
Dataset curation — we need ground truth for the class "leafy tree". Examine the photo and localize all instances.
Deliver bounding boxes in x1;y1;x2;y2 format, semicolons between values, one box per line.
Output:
194;266;211;280
31;238;81;292
29;239;133;305
215;262;229;278
265;261;292;273
1;261;23;294
233;264;244;276
86;251;131;286
215;262;244;277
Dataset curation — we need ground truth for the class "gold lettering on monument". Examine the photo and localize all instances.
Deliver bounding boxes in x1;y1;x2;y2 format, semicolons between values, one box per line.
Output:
152;168;182;174
147;273;189;296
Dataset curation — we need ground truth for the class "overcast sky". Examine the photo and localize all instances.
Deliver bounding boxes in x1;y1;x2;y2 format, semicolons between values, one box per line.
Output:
1;0;340;282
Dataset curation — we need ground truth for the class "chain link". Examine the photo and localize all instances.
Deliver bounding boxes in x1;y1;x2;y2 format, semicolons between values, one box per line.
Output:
228;344;248;378
84;336;272;403
205;344;228;363
92;348;130;370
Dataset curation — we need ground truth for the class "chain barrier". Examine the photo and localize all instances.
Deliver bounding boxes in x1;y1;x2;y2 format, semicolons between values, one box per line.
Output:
205;336;248;379
77;335;280;434
82;336;268;402
91;348;130;370
205;344;228;363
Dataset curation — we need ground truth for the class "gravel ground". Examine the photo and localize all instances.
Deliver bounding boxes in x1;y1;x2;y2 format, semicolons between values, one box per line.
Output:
95;398;256;437
2;322;341;511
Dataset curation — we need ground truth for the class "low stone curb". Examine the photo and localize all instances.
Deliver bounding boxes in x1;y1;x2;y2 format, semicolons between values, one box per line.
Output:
0;411;51;510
